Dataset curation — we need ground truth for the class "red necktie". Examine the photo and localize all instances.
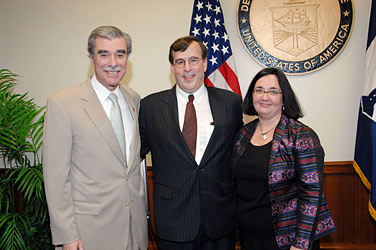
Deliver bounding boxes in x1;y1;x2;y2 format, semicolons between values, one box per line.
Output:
182;95;197;158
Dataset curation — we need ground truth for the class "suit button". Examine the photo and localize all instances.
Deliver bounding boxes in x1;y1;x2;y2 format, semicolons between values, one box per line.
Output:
126;177;129;181
125;202;129;206
195;191;200;196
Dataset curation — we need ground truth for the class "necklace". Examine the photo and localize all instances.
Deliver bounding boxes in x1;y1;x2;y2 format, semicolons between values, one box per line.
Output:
259;124;276;141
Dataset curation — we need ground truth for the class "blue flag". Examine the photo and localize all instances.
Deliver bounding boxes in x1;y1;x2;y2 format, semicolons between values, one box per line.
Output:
189;0;242;96
354;0;376;220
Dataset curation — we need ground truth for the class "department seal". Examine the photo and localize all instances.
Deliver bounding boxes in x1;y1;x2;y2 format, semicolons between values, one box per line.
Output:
237;0;353;75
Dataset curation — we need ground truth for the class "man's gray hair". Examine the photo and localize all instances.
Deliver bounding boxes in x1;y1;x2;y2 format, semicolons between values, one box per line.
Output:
87;25;132;58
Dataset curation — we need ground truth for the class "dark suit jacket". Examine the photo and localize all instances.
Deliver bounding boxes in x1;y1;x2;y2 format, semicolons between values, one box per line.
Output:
139;85;243;242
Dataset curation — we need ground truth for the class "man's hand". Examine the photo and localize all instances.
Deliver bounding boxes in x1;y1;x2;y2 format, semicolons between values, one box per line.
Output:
290;246;302;250
62;240;84;250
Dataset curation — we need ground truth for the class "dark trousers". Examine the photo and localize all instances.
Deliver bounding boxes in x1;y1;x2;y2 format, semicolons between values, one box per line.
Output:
311;240;320;250
159;224;235;250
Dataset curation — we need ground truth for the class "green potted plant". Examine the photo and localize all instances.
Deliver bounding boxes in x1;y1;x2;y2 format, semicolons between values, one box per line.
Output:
0;68;52;249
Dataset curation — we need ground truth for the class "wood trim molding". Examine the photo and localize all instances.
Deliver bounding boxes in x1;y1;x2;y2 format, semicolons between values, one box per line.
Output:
320;243;376;249
324;161;353;166
324;161;354;174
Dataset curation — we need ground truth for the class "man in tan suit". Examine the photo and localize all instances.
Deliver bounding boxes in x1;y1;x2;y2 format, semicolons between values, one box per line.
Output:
43;26;148;250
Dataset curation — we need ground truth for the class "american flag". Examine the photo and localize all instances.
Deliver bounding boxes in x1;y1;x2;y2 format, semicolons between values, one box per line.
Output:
189;0;242;96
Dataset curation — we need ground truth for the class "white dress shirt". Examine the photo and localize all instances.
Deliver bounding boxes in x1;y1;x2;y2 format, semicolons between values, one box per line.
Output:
176;84;214;165
91;75;134;164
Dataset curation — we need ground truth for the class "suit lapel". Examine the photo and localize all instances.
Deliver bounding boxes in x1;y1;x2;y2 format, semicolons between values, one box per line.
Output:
120;85;138;172
81;80;126;164
162;86;196;162
199;87;223;166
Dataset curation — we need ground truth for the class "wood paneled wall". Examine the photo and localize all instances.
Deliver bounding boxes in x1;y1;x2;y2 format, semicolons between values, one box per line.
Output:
3;161;372;249
320;162;376;250
146;162;376;249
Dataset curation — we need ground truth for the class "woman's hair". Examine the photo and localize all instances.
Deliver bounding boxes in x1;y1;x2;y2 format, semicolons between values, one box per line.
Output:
243;67;303;119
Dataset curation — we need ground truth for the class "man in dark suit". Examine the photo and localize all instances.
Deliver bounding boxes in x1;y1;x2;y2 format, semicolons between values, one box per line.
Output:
139;36;243;249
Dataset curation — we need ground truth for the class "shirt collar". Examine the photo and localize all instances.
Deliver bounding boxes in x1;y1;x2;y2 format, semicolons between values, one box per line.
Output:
91;74;121;102
176;83;206;102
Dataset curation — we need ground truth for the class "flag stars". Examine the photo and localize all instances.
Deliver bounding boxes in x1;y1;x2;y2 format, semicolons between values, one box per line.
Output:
214;18;221;27
203;27;210;37
212;31;219;40
194;14;202;24
221;45;229;55
196;1;203;10
204;14;211;24
191;27;200;36
209;55;218;65
222;32;229;42
211;43;219;53
206;2;212;11
214;6;221;15
189;0;241;96
241;18;247;24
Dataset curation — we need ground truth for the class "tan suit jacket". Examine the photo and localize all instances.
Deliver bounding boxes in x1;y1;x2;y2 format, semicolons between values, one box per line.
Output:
43;79;148;250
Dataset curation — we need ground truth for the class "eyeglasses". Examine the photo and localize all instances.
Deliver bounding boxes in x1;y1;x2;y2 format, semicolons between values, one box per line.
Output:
253;88;282;97
174;57;202;68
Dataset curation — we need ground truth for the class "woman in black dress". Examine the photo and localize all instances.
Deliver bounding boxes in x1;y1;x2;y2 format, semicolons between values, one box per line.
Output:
232;68;336;250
